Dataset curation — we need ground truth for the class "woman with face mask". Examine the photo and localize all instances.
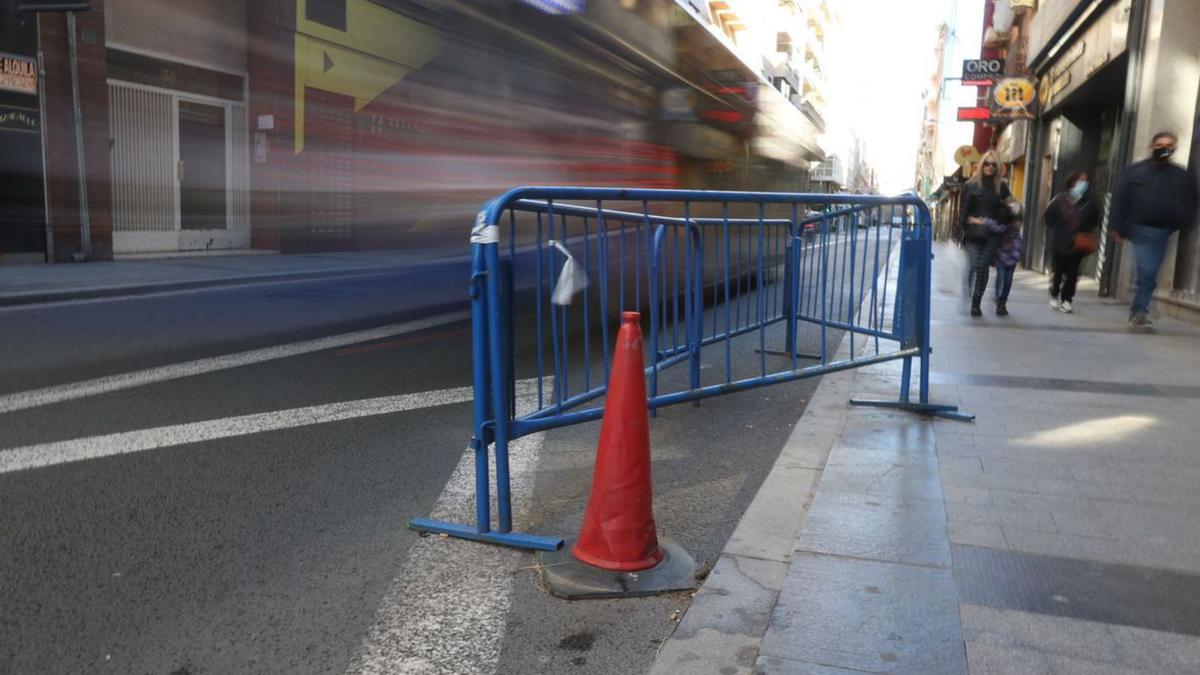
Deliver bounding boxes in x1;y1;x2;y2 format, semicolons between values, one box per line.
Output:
1043;170;1099;313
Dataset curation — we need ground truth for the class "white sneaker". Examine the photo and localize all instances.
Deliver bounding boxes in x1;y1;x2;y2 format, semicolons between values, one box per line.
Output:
1060;301;1073;313
1049;298;1061;310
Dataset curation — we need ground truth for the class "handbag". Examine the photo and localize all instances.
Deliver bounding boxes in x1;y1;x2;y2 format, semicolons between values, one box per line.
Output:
1073;231;1099;254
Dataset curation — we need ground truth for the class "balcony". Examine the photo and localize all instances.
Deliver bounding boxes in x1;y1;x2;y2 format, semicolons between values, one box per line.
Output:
707;0;745;41
800;98;825;134
811;157;847;187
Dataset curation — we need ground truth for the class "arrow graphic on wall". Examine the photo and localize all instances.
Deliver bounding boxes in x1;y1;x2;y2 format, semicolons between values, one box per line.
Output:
294;0;442;153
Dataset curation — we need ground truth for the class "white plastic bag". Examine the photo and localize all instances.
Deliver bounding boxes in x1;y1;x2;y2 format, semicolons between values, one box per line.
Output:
549;239;589;306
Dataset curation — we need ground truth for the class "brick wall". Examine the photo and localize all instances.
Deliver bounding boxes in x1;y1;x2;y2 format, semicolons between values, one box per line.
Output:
39;5;112;261
246;0;282;250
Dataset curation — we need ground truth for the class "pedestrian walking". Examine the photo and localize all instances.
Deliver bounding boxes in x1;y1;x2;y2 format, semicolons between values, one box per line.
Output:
1044;170;1099;314
1111;131;1199;328
991;201;1023;316
955;151;1013;317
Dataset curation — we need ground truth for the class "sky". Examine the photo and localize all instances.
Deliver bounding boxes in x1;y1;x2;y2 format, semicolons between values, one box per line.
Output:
824;0;984;194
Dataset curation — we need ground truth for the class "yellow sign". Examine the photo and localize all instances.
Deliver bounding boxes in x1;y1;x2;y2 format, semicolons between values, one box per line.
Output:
294;0;442;152
0;54;37;96
994;78;1036;109
954;145;981;168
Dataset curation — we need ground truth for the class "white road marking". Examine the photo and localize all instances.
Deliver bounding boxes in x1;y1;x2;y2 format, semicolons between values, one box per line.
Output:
0;383;497;474
346;386;546;675
0;309;470;415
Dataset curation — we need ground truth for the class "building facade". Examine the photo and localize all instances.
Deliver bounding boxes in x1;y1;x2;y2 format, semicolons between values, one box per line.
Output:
1022;0;1200;321
1;0;832;262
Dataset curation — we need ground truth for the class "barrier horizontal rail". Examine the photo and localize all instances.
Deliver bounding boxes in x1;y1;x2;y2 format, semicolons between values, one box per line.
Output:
411;187;970;552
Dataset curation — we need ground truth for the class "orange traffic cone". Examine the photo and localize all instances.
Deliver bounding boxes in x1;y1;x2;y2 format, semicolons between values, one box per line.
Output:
571;311;664;571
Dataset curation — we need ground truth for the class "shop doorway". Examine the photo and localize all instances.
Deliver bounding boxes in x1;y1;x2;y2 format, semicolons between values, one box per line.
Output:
0;13;46;263
178;100;228;232
107;82;249;255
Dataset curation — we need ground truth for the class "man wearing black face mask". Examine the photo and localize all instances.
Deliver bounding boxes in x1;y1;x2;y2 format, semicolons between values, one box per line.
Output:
1111;131;1199;328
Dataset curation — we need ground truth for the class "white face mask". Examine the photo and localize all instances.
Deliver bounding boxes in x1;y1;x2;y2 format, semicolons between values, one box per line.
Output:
1070;181;1088;200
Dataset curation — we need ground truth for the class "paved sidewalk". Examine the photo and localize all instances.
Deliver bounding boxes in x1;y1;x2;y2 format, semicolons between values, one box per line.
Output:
0;249;459;306
653;244;1200;674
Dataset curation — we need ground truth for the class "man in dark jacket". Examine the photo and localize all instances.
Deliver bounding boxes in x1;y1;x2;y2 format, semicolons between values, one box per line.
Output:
1110;131;1199;328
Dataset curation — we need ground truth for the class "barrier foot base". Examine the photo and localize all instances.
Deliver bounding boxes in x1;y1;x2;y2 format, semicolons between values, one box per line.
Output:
538;538;697;600
849;399;975;422
409;518;564;552
758;348;822;360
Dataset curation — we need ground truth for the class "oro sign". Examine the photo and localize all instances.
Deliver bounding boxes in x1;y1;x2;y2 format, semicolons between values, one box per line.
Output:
962;58;1003;85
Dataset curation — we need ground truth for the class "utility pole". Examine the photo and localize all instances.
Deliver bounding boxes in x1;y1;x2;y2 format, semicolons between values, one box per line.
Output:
66;9;90;260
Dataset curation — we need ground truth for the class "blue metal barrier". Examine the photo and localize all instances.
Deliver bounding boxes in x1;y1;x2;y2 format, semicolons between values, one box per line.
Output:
410;187;971;552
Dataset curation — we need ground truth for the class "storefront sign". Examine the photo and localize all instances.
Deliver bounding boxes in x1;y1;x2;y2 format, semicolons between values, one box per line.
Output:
1049;42;1084;82
962;58;1003;86
704;159;736;174
0;52;37;95
1048;72;1071;104
957;107;991;122
954;144;982;168
659;87;695;121
0;103;38;132
991;76;1038;120
107;48;244;102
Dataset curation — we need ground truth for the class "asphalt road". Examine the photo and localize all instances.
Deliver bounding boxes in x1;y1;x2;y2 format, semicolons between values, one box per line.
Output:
0;231;888;674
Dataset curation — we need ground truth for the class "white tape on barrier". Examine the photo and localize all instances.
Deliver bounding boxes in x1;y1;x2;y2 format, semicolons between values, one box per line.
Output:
471;211;499;245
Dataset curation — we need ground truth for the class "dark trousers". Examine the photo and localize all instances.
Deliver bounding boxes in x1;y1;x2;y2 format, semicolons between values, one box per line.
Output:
1130;225;1174;315
994;264;1016;302
964;238;998;303
1050;253;1083;303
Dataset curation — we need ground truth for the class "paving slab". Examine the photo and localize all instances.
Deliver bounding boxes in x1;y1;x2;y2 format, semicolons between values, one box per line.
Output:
760;552;966;674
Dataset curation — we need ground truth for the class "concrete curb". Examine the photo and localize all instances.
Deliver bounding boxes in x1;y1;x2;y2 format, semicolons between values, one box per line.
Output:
649;329;858;674
0;264;412;308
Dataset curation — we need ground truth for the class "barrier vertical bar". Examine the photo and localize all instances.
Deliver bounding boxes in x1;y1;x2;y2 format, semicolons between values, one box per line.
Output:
484;238;513;533
737;221;745;329
535;212;545;408
770;223;780;318
848;211;858;358
597;201;612;383
897;225;913;405
672;225;681;351
684;202;701;394
469;243;491;535
649;224;665;412
723;203;733;384
508;211;517;418
871;206;883;355
710;226;719;340
919;205;933;404
820;211;830;364
559;212;570;401
547;204;563;411
857;211;871;344
619;220;626;316
506;262;518;417
582;216;592;392
785;204;799;362
757;203;767;376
